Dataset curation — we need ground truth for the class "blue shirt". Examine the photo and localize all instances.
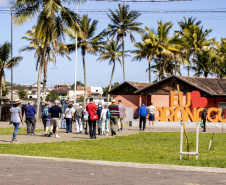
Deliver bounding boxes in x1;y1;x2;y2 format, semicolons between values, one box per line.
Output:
49;105;62;118
25;105;36;117
138;105;148;117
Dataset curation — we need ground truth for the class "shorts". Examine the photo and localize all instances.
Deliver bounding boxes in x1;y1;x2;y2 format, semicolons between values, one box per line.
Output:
50;118;60;127
43;118;50;127
149;114;155;121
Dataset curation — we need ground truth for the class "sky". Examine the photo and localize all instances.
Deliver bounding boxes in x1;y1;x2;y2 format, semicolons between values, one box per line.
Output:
0;0;226;88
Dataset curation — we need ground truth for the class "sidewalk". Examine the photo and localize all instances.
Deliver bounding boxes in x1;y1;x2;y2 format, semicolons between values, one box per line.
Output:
0;120;224;144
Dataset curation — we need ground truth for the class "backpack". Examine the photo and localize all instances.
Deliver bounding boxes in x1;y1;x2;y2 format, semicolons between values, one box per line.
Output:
97;106;102;115
106;109;111;119
90;113;98;121
75;109;83;118
43;107;49;117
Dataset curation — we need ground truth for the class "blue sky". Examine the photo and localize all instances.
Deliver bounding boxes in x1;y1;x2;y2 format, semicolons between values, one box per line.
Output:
0;0;226;88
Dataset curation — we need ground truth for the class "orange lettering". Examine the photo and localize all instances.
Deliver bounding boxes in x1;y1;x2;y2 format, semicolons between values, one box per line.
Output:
207;108;219;123
163;107;175;122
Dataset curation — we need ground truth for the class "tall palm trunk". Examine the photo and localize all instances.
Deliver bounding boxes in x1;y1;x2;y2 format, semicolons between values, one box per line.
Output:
148;55;153;83
36;35;48;120
43;78;46;102
107;60;115;105
122;36;125;82
82;51;87;106
0;71;3;98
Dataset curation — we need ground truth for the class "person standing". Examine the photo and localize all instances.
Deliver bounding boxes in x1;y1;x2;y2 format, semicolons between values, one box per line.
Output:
117;100;126;132
49;100;62;138
86;98;98;139
65;103;75;133
40;102;51;136
202;108;207;132
10;99;24;143
138;103;148;131
25;101;36;135
148;102;156;129
61;99;68;129
108;99;120;136
100;104;109;136
83;108;89;135
74;106;83;134
97;102;103;135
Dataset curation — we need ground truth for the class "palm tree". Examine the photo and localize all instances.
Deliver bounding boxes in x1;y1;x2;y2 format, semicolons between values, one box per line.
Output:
215;38;226;78
67;15;104;105
107;3;143;82
13;0;79;118
98;40;122;104
191;49;221;78
21;28;70;102
0;42;22;98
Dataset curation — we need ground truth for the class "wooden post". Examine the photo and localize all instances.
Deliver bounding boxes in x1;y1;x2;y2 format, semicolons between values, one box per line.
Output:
177;84;190;159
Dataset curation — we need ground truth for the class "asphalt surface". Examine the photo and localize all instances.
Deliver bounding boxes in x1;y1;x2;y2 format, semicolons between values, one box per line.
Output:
0;155;226;185
0;121;225;185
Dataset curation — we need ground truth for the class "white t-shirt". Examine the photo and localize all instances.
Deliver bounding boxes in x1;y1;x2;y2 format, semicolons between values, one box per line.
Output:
65;107;75;118
10;106;22;123
148;105;156;114
101;109;108;118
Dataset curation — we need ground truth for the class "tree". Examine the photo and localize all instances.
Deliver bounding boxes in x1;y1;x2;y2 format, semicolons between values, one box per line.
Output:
46;91;59;102
98;40;122;104
13;0;79;118
18;90;27;99
76;95;84;103
107;3;143;82
215;38;226;78
21;28;70;101
67;15;104;105
103;82;120;97
71;81;85;90
0;42;22;99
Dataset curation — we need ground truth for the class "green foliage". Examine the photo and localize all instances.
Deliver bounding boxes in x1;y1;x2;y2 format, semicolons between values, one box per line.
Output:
0;132;225;168
46;91;59;102
77;96;84;103
2;86;9;96
103;82;120;96
18;90;27;99
71;81;85;90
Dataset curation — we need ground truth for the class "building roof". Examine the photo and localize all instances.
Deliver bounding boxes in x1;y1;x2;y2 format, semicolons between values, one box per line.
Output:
108;81;151;95
52;89;68;93
134;75;226;96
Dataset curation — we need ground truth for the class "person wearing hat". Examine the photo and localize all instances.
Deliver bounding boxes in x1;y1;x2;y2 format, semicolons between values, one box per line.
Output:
74;105;83;134
10;99;24;143
25;101;37;136
49;100;62;138
108;99;120;136
65;103;75;133
40;101;51;136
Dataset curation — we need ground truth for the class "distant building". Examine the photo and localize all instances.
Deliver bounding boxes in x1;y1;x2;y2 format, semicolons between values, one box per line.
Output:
87;96;107;105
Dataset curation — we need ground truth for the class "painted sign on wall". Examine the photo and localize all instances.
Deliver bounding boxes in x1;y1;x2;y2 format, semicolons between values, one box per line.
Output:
156;91;225;123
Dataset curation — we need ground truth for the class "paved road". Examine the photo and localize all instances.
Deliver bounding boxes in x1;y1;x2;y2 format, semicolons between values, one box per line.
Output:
0;155;225;185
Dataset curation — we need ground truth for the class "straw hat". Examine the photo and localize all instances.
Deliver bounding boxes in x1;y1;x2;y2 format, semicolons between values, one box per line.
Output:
111;99;115;103
14;99;22;104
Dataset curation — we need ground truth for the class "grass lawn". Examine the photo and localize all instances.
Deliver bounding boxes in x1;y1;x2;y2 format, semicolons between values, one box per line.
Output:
0;128;43;135
0;132;225;168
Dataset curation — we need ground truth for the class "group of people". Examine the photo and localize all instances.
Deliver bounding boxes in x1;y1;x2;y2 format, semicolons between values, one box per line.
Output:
9;98;127;142
138;102;156;131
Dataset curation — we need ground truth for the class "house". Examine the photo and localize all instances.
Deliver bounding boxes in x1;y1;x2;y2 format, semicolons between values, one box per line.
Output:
52;88;68;100
26;82;50;99
55;83;71;90
108;75;226;121
87;96;107;105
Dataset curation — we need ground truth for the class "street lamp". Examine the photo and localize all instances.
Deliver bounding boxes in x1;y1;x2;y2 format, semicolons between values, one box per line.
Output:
74;3;78;106
7;8;15;105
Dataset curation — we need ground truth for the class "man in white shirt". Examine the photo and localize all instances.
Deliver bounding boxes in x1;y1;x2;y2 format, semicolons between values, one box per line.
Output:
148;102;156;129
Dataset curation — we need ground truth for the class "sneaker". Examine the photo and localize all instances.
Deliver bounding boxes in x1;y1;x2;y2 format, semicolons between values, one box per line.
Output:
118;129;121;132
93;136;97;139
101;132;104;136
75;132;79;134
12;139;19;143
55;135;60;138
49;132;53;135
27;134;30;136
31;133;35;136
79;131;82;134
106;133;108;136
44;134;48;137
